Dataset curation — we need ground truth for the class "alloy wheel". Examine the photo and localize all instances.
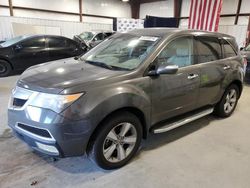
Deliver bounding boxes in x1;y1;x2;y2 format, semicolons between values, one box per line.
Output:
224;88;237;114
103;122;137;163
0;64;6;73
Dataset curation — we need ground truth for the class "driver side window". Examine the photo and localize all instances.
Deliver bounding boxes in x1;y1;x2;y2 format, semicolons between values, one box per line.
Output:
157;36;194;68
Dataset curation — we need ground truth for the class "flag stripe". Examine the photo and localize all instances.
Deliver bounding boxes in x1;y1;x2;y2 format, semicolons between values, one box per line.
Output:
191;0;199;29
196;0;203;29
214;0;223;31
214;1;221;31
200;0;207;30
188;0;223;32
188;0;194;29
205;0;213;31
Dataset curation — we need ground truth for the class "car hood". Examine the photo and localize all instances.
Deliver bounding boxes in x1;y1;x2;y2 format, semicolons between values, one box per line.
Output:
17;58;126;94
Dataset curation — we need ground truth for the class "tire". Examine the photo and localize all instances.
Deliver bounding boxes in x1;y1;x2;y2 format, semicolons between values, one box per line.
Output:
0;60;12;77
88;111;142;170
214;84;239;117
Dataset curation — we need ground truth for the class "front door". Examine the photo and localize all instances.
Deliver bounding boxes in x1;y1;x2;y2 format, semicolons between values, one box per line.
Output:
13;36;48;70
151;36;200;124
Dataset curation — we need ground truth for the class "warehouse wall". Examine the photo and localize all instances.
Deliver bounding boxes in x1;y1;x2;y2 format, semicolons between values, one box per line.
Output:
140;0;174;18
0;0;131;23
0;16;112;40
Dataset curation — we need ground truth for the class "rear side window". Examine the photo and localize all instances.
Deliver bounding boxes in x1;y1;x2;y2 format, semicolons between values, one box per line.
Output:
221;39;237;58
196;36;222;63
93;33;104;41
105;32;113;37
48;37;67;48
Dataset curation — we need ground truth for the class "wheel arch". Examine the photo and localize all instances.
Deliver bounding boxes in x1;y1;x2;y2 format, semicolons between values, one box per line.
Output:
0;58;14;70
228;79;243;98
86;107;148;153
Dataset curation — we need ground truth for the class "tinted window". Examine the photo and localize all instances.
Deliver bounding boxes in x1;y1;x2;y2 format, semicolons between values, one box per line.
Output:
157;37;194;68
21;36;45;48
67;39;78;50
196;37;222;63
48;37;67;48
93;33;103;41
105;32;113;37
221;39;237;58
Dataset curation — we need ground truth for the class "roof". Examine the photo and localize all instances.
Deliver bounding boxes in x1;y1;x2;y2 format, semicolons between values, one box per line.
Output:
127;28;234;39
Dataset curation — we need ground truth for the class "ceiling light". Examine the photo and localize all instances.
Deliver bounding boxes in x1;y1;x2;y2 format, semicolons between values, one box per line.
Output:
122;0;129;2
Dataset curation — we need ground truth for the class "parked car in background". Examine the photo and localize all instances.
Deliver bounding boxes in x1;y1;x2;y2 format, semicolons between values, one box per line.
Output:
240;45;250;82
73;31;114;51
8;29;244;169
0;35;84;77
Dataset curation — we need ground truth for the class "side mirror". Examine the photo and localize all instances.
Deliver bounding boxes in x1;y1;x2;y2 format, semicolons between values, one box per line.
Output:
156;64;179;75
148;64;178;76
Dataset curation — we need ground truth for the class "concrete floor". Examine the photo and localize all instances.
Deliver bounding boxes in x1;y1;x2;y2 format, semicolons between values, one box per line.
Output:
1;75;250;188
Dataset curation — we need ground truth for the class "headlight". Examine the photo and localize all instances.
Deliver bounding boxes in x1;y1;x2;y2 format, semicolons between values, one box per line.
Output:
29;92;84;113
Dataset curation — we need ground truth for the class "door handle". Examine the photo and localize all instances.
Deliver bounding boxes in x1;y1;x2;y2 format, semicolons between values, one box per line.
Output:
187;74;199;80
223;65;231;70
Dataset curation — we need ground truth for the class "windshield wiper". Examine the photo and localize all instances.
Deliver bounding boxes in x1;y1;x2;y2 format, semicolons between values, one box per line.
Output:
84;60;130;71
85;60;114;70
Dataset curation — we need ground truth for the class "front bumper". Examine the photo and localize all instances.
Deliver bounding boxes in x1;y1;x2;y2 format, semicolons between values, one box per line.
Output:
8;108;92;157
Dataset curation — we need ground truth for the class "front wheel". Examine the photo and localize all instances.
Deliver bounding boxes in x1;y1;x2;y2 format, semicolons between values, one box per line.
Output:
0;60;12;77
89;112;142;170
214;84;239;117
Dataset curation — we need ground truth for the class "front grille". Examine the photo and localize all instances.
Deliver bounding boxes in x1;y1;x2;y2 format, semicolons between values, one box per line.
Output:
17;123;52;138
13;98;27;107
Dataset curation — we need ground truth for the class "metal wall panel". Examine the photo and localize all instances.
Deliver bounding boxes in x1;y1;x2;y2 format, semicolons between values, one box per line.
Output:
0;16;112;40
218;25;248;47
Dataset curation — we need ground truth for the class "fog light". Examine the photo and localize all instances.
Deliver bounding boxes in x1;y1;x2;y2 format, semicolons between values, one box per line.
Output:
35;142;59;155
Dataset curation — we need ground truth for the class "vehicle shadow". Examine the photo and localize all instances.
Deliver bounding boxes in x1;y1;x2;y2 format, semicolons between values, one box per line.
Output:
39;114;220;174
141;115;219;152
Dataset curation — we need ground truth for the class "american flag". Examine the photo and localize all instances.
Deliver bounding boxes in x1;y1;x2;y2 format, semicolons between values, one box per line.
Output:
188;0;223;32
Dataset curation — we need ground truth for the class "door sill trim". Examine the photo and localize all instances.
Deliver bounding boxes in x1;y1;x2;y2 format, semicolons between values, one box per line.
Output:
152;107;214;134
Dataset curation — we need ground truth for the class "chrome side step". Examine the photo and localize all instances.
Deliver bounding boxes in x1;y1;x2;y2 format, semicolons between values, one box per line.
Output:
152;108;214;134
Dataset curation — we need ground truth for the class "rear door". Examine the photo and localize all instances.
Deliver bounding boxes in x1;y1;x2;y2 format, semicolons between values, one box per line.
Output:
195;36;229;107
151;36;200;124
66;38;84;56
47;36;69;61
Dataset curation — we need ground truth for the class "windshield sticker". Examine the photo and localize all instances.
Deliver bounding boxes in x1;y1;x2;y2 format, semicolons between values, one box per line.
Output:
139;36;159;41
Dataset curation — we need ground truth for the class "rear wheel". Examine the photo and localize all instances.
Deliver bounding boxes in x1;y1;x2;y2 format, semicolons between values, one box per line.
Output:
214;84;239;117
0;60;12;77
89;111;142;170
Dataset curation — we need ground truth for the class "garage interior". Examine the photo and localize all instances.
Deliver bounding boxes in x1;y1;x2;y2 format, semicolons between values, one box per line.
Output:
1;0;250;187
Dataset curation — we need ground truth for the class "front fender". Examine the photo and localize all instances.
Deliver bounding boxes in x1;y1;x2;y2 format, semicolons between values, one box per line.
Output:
61;79;151;132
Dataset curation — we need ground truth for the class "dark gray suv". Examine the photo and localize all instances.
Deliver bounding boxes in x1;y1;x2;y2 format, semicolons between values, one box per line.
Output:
8;29;244;169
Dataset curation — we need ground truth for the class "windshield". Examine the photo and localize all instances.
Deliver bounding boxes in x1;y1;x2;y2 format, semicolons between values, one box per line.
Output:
81;34;160;70
78;32;94;41
0;35;29;47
